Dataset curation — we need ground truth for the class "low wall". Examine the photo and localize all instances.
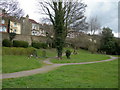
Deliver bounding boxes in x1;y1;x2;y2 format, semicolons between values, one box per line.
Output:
1;32;47;45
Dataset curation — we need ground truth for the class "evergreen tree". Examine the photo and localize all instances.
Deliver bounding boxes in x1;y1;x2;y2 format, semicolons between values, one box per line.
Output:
100;27;116;54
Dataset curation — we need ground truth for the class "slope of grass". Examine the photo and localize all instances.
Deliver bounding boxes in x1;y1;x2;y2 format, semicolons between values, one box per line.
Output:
37;48;56;58
51;49;110;63
3;59;118;88
2;48;56;73
2;55;42;73
2;47;56;73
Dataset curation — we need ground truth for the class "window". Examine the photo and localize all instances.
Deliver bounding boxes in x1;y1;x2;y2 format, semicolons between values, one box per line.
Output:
14;23;17;27
32;31;35;35
0;26;7;32
14;29;16;32
3;26;7;32
1;19;5;24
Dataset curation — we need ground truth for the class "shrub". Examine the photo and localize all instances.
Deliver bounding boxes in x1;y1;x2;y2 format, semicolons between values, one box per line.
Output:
9;32;16;41
41;43;48;49
32;42;48;49
100;27;116;55
31;42;41;49
2;39;12;47
88;45;97;54
13;40;28;48
2;47;35;55
42;50;46;57
65;50;71;59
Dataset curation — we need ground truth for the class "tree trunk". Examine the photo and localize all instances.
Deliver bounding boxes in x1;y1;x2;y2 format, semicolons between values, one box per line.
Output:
7;19;10;33
57;49;62;59
54;2;65;59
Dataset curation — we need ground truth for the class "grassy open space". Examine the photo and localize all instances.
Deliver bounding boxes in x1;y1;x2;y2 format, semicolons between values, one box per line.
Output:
37;48;57;58
2;47;56;73
3;59;118;88
51;49;111;63
2;55;42;73
3;47;115;73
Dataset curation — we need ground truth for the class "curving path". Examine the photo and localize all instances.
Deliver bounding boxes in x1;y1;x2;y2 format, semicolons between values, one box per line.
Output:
0;56;118;79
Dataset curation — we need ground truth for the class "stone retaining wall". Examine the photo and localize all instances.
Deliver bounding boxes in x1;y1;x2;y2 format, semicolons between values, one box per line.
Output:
1;32;46;45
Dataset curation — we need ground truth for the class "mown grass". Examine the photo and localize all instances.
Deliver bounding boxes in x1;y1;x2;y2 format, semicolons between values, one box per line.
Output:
2;55;42;73
51;49;110;63
37;48;56;58
3;59;118;88
2;48;56;73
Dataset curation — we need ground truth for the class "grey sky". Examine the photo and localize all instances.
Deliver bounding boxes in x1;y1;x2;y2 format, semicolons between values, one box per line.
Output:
85;0;119;36
18;0;119;37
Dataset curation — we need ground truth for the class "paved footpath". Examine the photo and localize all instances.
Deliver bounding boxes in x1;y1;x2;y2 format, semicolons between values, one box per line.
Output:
0;56;118;79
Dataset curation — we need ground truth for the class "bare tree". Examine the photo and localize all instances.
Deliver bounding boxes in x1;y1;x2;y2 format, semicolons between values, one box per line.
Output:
87;16;101;53
88;16;101;35
0;0;24;18
68;32;89;53
42;23;54;48
39;0;87;59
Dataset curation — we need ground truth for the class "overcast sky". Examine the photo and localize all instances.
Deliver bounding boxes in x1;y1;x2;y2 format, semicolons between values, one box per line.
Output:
18;0;119;37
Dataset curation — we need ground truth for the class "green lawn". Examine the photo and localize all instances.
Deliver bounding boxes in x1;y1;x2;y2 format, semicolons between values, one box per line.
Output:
2;55;42;73
2;48;56;73
51;49;110;63
37;48;56;58
3;59;118;88
2;47;118;74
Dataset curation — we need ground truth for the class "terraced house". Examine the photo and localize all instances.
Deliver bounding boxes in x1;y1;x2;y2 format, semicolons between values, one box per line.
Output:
0;10;9;33
0;10;46;37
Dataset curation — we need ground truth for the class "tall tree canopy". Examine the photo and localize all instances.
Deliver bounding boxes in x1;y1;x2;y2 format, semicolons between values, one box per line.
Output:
39;0;87;59
100;27;116;54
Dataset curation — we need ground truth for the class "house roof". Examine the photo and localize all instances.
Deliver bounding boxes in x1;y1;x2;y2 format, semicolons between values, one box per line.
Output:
29;19;39;24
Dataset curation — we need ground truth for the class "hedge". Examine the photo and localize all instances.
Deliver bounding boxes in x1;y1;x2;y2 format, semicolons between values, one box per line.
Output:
2;47;35;55
32;42;47;49
13;40;29;48
2;39;12;47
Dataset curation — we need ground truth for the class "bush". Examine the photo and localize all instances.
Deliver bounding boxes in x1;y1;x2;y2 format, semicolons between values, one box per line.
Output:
2;47;35;55
88;45;97;54
42;50;46;57
9;32;16;41
32;42;48;49
41;43;48;49
65;50;71;59
31;42;41;49
2;39;12;47
13;40;28;48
